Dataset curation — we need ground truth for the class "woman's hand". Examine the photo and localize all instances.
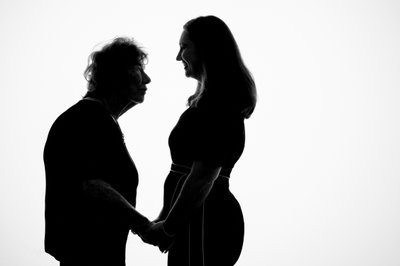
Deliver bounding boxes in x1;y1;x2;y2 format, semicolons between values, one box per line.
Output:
136;221;174;253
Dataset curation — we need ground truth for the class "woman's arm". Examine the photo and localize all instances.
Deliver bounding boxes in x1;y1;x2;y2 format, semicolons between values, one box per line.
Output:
82;179;151;234
162;161;221;235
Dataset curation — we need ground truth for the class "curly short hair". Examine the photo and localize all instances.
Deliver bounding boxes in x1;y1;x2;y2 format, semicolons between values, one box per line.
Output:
83;37;147;98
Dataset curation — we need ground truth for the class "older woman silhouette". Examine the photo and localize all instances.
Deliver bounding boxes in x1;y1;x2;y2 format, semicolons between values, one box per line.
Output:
44;37;158;266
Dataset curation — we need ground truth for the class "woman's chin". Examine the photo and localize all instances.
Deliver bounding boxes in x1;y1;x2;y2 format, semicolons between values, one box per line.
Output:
184;69;201;80
130;96;145;104
184;68;192;77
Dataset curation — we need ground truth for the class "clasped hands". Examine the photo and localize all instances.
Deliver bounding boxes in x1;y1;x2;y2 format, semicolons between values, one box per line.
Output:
132;221;174;253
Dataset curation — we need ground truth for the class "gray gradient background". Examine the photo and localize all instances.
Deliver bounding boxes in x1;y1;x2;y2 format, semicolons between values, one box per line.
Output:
1;0;399;265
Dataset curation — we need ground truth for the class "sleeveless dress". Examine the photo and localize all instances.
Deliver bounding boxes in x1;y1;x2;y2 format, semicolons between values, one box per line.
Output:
159;107;246;266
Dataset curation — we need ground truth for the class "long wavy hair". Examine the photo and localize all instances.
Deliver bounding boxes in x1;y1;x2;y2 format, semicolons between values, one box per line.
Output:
83;37;147;98
184;16;257;118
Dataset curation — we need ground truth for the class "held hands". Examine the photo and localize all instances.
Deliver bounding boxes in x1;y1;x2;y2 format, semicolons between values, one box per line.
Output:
133;221;174;253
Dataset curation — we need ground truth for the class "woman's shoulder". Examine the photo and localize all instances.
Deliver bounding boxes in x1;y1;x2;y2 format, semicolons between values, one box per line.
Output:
56;99;104;118
185;107;244;135
51;99;114;135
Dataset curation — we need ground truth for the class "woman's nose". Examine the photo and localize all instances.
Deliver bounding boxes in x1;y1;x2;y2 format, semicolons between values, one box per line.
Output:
143;72;151;84
176;50;182;61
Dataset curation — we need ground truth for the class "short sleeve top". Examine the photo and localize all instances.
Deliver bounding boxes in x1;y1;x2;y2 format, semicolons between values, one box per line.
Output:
44;99;138;206
168;107;245;170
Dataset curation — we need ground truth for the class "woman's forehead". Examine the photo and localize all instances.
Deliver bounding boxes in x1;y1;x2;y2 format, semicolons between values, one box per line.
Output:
179;30;191;44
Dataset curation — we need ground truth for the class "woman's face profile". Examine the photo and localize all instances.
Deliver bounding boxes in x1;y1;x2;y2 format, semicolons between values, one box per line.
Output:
123;65;151;104
176;30;202;80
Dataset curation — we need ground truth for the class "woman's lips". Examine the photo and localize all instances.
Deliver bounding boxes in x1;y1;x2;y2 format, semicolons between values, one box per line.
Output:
138;86;147;93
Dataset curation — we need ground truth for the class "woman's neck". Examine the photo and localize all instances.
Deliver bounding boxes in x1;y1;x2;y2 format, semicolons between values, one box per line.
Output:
85;95;136;120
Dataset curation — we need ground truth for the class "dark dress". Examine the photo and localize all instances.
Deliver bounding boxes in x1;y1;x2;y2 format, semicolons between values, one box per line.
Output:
159;107;246;266
43;99;138;266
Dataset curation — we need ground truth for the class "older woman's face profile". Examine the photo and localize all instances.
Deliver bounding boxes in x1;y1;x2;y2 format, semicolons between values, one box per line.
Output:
124;65;151;104
176;30;202;80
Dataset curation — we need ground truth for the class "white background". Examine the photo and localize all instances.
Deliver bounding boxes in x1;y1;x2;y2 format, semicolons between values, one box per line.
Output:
1;0;400;265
